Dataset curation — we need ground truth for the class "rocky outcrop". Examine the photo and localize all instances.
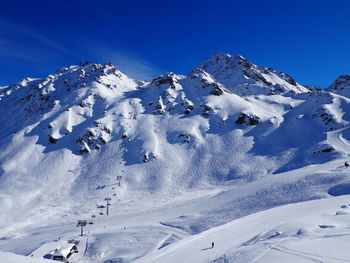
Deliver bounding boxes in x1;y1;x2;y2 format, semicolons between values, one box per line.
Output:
235;113;260;126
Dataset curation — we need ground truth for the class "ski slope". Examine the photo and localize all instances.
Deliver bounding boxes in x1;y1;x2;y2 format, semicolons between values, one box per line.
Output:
134;195;350;263
1;152;350;263
0;251;49;263
328;127;350;156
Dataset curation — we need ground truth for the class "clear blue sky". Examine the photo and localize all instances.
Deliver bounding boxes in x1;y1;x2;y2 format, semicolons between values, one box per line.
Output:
0;0;349;88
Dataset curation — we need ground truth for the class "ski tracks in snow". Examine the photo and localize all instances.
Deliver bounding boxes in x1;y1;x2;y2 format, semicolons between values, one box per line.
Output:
271;244;350;263
248;238;350;263
327;127;350;156
248;236;290;263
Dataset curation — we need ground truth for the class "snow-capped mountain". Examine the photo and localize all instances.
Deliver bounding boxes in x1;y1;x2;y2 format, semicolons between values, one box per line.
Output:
197;53;312;96
2;53;350;263
327;74;350;96
0;53;349;201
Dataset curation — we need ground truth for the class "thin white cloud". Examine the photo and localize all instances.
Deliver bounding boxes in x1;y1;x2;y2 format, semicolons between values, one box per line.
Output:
0;20;162;80
0;40;38;62
89;46;162;80
0;19;73;61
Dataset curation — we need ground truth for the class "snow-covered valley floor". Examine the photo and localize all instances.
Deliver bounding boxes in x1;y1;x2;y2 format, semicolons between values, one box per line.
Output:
1;155;350;263
136;191;350;263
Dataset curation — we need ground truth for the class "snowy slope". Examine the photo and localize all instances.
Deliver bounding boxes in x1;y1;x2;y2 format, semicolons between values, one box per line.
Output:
1;157;350;263
1;54;350;262
0;251;49;263
134;195;350;263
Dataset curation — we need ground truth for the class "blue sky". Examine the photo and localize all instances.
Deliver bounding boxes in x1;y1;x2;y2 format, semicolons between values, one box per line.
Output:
0;0;349;88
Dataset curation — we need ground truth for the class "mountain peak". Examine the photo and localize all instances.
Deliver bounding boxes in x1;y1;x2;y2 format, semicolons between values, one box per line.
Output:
327;75;350;92
196;53;309;96
200;53;252;70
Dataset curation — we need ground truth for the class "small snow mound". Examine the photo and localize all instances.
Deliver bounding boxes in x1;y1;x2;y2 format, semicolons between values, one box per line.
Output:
296;228;305;235
335;210;348;215
103;258;123;263
328;183;350;196
318;224;335;228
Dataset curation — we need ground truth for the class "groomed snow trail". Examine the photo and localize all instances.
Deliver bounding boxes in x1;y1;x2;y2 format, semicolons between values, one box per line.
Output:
134;195;350;263
327;127;350;156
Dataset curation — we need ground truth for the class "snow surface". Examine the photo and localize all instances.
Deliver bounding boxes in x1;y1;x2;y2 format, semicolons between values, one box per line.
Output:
1;54;350;262
135;195;350;263
0;251;49;263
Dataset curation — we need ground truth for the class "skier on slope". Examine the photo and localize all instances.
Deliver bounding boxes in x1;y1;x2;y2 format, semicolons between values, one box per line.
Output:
211;242;214;249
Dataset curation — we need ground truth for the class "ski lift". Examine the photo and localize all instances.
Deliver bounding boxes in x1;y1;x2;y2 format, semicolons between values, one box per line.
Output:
77;220;87;236
117;176;122;186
